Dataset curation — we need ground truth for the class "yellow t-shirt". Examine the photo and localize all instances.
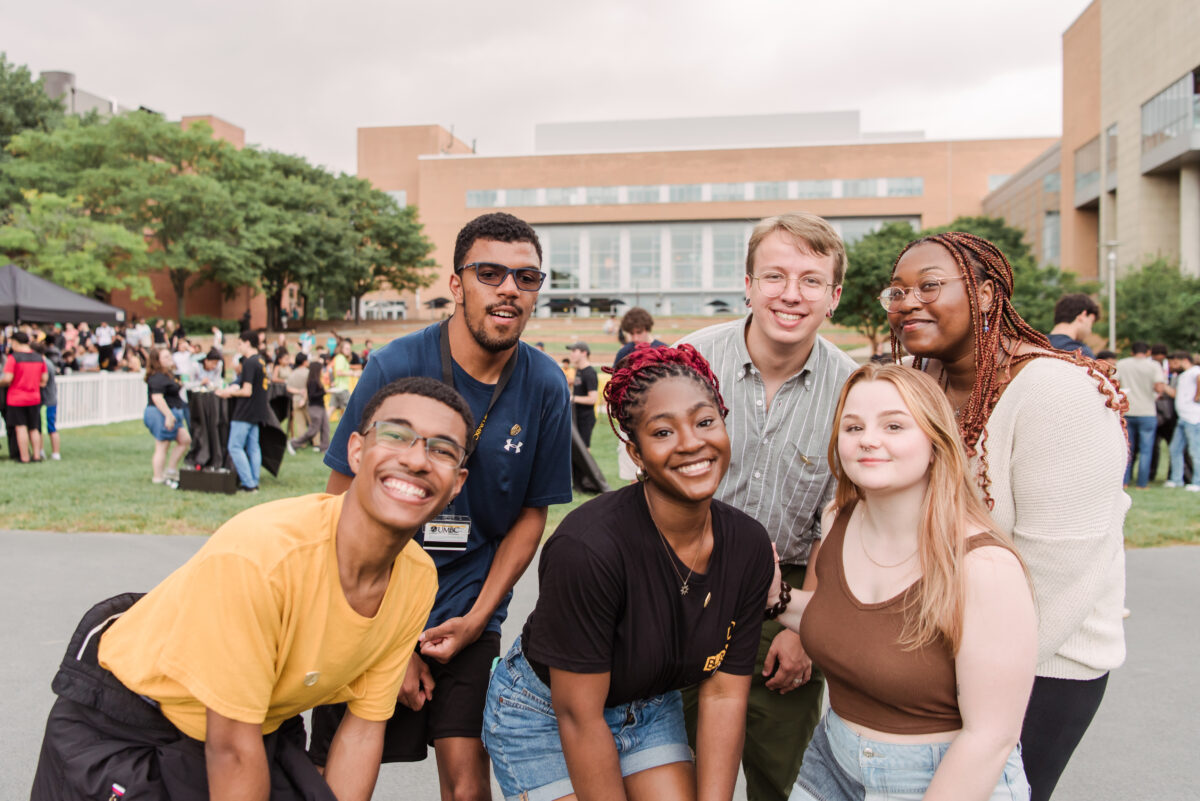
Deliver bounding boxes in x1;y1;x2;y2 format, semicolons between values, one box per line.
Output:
98;493;436;741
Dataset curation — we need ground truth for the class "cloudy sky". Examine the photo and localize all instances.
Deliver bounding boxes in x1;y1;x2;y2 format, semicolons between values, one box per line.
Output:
6;0;1090;175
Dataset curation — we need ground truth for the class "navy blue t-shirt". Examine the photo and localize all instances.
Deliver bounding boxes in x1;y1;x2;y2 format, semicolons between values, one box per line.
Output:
325;322;574;634
1047;333;1095;359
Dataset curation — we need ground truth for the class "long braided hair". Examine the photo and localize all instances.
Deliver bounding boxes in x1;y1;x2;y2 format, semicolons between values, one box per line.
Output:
603;343;728;445
889;232;1126;505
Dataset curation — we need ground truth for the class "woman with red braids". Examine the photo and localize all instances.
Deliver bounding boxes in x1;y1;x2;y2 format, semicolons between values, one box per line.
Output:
482;344;773;801
885;232;1128;801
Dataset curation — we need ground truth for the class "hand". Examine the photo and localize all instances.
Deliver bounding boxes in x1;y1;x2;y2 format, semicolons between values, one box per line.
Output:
419;616;483;664
766;544;782;607
396;652;435;711
164;414;175;431
763;628;812;694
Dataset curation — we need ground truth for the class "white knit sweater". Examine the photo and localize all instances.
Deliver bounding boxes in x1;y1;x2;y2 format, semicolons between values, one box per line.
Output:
975;358;1129;680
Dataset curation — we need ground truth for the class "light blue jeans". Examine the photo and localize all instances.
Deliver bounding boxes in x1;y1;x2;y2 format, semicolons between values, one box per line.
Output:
1124;415;1157;488
227;420;261;489
1168;420;1200;484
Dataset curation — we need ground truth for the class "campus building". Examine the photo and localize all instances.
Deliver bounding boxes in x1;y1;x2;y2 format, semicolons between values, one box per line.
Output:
359;114;1054;319
984;0;1200;279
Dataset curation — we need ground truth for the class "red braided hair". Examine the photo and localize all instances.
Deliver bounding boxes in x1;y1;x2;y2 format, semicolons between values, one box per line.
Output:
889;232;1127;506
602;343;728;442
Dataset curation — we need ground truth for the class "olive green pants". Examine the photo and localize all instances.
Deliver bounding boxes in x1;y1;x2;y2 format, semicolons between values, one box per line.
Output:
682;563;823;801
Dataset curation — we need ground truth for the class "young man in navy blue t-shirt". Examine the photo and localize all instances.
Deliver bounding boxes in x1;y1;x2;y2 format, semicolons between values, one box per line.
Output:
310;213;573;800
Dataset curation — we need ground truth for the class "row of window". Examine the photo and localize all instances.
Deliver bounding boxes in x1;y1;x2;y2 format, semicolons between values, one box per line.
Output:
1141;67;1200;155
534;218;918;292
466;177;925;209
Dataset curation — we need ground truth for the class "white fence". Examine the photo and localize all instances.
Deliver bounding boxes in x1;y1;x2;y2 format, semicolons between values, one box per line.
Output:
55;372;147;429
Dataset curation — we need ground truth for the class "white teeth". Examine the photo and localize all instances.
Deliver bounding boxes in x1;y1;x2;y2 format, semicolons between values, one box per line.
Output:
493;310;516;318
676;460;713;476
775;311;802;321
382;478;429;499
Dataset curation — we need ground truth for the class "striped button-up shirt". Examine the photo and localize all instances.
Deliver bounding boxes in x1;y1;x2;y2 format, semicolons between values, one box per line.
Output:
679;317;857;565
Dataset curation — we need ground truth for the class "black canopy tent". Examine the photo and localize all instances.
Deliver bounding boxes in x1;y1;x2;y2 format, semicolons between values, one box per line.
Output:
0;264;125;324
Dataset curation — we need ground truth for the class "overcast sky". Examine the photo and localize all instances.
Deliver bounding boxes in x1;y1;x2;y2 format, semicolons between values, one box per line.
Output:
6;0;1089;175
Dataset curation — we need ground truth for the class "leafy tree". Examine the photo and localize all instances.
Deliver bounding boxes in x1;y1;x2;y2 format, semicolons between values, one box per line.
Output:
5;112;255;319
0;190;152;300
0;53;64;209
841;221;918;351
1107;259;1200;352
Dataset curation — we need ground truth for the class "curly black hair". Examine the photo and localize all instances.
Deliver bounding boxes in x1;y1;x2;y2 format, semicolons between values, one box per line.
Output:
453;212;543;271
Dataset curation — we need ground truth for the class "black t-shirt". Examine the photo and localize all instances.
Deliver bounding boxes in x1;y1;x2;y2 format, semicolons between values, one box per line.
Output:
614;339;668;367
306;364;326;407
146;372;186;409
522;483;773;708
572;365;598;426
232;354;271;424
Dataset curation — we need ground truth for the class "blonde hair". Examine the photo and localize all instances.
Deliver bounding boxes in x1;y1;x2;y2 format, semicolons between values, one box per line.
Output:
745;212;847;285
827;363;1025;654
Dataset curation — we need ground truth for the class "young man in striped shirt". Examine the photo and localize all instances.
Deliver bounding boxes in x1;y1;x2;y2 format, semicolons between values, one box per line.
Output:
678;212;856;801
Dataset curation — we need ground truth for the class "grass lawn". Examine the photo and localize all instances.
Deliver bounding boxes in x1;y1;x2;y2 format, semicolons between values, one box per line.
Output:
1;419;1195;547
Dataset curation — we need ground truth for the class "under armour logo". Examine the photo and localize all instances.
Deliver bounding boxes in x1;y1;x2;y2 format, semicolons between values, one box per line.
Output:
504;438;524;454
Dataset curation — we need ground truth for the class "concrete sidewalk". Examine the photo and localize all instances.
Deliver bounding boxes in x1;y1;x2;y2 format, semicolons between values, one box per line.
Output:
1;529;1194;799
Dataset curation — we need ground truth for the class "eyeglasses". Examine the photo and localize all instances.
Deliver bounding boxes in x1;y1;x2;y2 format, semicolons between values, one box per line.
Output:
750;272;833;300
458;262;546;292
879;276;964;312
370;420;467;468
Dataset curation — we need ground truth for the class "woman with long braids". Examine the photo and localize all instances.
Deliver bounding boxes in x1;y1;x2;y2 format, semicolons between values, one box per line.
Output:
884;232;1128;801
771;362;1036;801
482;344;773;801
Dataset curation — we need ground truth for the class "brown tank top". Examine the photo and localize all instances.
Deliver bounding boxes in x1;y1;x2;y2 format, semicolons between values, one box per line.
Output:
800;501;1005;734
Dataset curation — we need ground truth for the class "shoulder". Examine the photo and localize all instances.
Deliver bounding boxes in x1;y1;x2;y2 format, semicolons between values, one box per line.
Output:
712;498;772;555
677;318;745;351
1008;357;1118;406
962;540;1028;592
206;493;340;571
517;342;570;394
370;325;440;376
549;487;638;555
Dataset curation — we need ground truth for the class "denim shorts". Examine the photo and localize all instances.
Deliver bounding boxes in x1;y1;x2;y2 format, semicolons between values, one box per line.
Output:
790;709;1030;801
144;405;188;442
482;637;694;801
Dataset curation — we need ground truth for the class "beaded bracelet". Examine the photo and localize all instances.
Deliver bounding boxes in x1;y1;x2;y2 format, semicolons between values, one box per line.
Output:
764;579;792;620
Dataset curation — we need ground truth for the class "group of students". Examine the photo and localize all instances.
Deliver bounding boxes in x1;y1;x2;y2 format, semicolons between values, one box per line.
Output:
30;211;1127;801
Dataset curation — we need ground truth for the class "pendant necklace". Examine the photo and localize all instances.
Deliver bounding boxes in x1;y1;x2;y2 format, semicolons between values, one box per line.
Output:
645;485;708;597
857;514;918;569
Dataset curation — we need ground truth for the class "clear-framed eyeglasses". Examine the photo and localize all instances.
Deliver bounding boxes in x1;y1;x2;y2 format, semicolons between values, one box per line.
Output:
750;272;834;301
458;262;546;292
878;276;964;312
370;420;467;468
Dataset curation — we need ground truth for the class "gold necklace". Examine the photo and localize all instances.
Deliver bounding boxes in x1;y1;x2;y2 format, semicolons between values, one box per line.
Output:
856;514;918;569
644;485;708;596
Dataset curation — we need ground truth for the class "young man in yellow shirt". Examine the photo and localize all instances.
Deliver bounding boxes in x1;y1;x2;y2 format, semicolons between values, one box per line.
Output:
31;376;472;801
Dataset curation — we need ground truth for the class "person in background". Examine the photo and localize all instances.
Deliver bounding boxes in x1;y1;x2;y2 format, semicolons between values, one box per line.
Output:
63;322;79;353
94;321;116;371
1166;350;1200;491
217;332;271;493
171;338;196;383
35;343;61;461
887;231;1127;801
1046;294;1098;358
143;347;191;488
210;325;224;353
362;339;375;363
1115;342;1166;489
615;307;668;367
271;349;293;386
299;328;315;355
567;341;599;447
2;331;48;463
1096;349;1117;367
330;338;356;412
1149;343;1175;481
195;348;225;389
291;353;329;454
286;352;311;448
774;363;1035;801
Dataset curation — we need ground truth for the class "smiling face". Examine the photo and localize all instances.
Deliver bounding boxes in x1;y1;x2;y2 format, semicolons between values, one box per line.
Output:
745;229;841;350
450;238;541;354
628;376;731;504
889;242;992;363
345;393;469;535
836;379;933;497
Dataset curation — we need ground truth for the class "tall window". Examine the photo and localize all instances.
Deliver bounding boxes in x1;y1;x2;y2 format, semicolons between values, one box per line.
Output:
1042;212;1061;265
712;222;748;288
590;228;620;290
629;228;661;289
545;228;580;289
671;225;703;288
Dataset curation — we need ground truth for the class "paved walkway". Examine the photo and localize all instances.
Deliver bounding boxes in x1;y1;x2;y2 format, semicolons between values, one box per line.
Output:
2;530;1195;799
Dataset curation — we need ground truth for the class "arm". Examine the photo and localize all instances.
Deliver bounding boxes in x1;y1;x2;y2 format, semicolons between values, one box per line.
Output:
550;669;627;801
0;371;11;386
695;671;751;801
150;392;175;429
218;380;253;398
323;710;386;801
763;502;829;692
205;708;269;801
420;505;548;662
923;547;1036;801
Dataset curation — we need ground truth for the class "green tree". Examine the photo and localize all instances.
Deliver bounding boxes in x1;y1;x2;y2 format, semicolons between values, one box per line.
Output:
0;190;153;300
1108;258;1200;352
841;221;919;351
5;112;256;319
0;53;64;209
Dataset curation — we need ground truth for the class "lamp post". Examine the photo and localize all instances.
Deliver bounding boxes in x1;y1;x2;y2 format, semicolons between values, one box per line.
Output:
1103;241;1119;351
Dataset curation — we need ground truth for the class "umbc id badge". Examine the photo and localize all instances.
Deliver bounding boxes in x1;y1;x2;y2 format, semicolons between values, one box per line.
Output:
422;514;472;552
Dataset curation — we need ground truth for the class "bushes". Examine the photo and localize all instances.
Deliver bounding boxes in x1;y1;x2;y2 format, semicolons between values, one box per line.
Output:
180;315;240;336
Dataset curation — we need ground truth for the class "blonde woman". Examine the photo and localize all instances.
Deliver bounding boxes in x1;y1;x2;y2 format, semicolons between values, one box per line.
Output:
766;364;1035;801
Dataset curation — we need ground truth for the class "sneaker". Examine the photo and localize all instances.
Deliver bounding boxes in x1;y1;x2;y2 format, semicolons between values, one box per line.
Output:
1186;485;1200;492
164;478;179;490
1165;481;1181;488
50;453;61;461
238;485;259;493
286;442;296;456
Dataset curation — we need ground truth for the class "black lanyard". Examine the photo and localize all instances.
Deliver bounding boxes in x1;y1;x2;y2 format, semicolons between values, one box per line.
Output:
439;320;517;456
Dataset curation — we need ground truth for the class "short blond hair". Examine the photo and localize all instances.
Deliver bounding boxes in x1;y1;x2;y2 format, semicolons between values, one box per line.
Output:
745;212;847;285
